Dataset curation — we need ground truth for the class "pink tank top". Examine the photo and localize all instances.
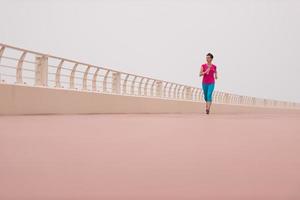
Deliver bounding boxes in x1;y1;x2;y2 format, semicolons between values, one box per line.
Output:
202;63;217;84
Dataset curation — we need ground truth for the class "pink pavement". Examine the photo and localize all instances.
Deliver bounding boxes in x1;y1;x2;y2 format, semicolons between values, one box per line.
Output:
1;112;300;200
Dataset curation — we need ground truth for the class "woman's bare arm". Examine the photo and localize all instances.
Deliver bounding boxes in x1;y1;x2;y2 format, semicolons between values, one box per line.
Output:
199;66;209;76
199;66;204;76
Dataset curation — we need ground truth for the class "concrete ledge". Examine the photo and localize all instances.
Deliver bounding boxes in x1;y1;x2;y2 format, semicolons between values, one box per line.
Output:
0;83;299;115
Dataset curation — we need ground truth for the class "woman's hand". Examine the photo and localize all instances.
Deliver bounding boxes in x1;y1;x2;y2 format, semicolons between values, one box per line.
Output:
204;68;210;74
200;70;208;76
199;65;210;77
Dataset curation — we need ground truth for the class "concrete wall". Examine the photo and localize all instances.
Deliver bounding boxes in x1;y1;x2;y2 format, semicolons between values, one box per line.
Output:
0;83;299;115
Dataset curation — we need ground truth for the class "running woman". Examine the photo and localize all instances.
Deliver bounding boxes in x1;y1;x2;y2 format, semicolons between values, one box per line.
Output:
199;53;218;114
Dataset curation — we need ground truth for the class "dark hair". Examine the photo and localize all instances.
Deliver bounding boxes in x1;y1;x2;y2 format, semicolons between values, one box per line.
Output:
206;53;214;59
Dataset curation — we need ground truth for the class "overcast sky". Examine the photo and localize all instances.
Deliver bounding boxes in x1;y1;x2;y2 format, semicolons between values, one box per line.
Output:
1;0;299;102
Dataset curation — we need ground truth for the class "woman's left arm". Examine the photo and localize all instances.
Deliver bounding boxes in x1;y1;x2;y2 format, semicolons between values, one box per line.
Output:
215;67;218;79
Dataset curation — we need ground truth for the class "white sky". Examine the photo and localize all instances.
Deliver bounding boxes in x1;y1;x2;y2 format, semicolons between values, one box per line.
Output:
1;0;300;102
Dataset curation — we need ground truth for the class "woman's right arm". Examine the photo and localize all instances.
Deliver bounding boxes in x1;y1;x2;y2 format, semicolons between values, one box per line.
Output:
199;66;204;76
200;65;209;76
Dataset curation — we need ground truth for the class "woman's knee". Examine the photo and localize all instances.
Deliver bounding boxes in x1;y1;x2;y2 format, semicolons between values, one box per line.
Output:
207;84;215;102
206;92;213;101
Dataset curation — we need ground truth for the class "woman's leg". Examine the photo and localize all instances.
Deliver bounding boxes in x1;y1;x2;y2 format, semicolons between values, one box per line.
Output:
206;83;215;110
202;83;210;112
202;83;208;102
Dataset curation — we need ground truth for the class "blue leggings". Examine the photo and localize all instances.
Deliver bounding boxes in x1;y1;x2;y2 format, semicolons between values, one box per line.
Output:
202;83;215;102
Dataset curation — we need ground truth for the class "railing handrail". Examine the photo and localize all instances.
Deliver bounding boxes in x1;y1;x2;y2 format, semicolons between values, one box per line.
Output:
0;43;195;89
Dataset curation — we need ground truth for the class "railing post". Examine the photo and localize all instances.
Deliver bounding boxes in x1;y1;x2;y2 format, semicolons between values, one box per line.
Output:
83;65;91;90
150;80;156;96
216;91;221;103
0;46;5;64
239;96;243;104
138;77;144;96
103;70;110;93
252;97;256;105
156;80;162;97
218;92;222;103
219;93;223;103
0;46;4;82
144;78;150;96
163;82;169;98
131;76;137;95
227;94;230;104
199;89;203;102
112;72;121;94
185;86;191;100
92;68;100;91
180;86;185;99
226;94;230;104
70;63;78;89
212;91;217;103
246;96;250;105
173;85;178;99
55;60;64;88
35;56;48;86
16;51;27;84
122;74;130;94
191;88;195;101
177;85;182;99
235;95;239;104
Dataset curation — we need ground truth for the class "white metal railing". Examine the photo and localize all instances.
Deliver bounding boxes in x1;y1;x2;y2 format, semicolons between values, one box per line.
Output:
0;43;299;109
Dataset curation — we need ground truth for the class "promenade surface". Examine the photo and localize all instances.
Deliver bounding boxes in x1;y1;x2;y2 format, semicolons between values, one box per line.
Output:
1;111;300;200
